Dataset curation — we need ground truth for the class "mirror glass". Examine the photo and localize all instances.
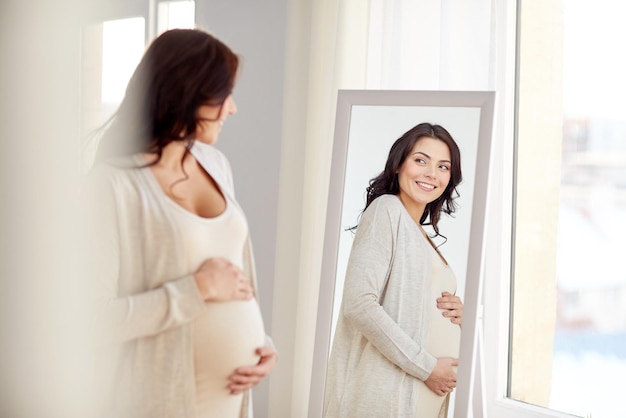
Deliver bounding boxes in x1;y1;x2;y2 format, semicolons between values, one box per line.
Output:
331;104;480;340
310;90;495;417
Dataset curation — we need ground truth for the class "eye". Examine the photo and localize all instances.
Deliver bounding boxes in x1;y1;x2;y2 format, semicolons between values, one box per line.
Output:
415;158;426;164
439;164;450;171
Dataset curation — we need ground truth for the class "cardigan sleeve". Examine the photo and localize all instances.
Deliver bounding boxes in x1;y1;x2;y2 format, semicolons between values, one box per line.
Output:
341;197;437;381
85;167;206;344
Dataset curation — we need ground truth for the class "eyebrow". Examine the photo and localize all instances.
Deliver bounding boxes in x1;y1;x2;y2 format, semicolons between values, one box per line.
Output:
412;151;451;164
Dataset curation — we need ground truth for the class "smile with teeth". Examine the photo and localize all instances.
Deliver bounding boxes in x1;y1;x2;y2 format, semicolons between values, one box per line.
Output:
416;181;435;190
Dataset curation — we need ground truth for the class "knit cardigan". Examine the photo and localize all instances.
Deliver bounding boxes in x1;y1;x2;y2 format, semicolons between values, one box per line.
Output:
86;142;270;418
323;194;443;418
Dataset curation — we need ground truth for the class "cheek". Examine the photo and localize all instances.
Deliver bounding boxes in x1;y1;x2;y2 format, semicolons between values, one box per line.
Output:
397;170;412;186
217;103;230;120
398;163;414;178
442;171;452;186
436;172;451;189
194;123;205;136
440;177;453;196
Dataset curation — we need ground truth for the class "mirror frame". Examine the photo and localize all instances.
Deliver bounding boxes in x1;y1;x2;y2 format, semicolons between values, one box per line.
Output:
309;89;496;417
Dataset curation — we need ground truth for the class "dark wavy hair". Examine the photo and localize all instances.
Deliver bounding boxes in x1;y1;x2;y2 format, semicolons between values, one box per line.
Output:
364;122;462;238
93;28;239;162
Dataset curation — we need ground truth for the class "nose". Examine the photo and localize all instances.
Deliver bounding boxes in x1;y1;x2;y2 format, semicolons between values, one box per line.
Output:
425;163;437;178
227;96;237;115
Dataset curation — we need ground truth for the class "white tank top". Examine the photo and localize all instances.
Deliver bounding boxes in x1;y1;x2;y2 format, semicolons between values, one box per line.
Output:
415;246;461;417
168;192;265;418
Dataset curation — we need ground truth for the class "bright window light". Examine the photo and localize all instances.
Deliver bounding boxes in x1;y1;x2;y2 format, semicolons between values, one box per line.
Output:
157;1;195;35
101;17;146;105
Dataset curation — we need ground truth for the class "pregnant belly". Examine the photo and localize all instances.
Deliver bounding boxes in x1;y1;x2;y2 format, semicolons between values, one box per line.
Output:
194;299;266;393
428;310;461;359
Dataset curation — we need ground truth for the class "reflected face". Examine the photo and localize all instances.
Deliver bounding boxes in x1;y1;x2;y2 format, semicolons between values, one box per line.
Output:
194;95;237;144
397;136;452;219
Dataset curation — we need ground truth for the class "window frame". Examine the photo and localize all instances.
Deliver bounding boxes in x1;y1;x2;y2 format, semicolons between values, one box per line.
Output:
482;1;585;417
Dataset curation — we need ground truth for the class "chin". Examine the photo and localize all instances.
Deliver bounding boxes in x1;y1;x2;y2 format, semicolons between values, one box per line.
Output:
196;138;218;145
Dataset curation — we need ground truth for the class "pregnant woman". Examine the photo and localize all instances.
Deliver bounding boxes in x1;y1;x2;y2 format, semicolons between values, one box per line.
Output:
86;29;276;418
323;123;464;418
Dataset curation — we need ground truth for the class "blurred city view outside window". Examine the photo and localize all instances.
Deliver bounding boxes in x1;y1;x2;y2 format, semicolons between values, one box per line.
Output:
512;1;626;417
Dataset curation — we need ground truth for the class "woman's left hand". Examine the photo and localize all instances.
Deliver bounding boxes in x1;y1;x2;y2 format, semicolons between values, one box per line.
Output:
437;291;463;326
227;346;278;395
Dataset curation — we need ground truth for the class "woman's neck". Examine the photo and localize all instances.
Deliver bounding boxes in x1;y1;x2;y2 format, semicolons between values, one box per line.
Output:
146;140;193;170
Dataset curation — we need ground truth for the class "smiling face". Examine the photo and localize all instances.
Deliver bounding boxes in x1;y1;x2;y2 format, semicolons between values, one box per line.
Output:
396;136;452;221
193;94;237;144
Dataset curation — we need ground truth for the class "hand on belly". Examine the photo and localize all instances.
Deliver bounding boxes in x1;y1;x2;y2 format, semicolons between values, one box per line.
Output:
193;299;266;392
227;345;278;394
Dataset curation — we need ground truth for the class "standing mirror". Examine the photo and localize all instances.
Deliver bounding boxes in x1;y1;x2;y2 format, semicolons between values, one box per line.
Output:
309;90;495;417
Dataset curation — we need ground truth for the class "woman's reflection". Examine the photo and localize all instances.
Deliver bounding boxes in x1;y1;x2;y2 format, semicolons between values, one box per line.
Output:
323;122;464;418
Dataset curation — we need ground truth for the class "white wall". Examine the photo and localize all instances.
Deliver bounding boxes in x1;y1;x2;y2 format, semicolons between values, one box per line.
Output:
193;2;288;416
0;1;92;417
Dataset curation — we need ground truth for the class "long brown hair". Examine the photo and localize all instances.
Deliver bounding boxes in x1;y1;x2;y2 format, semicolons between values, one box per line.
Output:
94;29;239;163
364;122;462;237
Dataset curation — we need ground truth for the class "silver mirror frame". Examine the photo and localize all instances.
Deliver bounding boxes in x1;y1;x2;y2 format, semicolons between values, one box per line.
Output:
309;89;496;417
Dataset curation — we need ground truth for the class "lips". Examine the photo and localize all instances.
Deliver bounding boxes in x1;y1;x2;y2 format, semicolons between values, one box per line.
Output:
416;181;435;191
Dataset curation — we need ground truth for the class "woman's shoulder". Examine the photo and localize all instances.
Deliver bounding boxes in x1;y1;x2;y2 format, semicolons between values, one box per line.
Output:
358;194;425;249
190;142;233;186
84;156;151;203
190;141;230;168
365;194;404;217
357;194;405;234
87;155;141;182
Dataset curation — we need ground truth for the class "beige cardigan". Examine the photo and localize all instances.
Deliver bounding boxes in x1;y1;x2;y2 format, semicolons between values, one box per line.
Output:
86;142;270;418
323;194;448;418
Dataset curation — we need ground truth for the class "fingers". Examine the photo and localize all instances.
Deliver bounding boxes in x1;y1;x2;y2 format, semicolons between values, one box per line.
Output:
441;386;455;396
255;346;278;359
234;362;270;378
226;346;277;394
234;273;253;300
437;293;463;325
195;257;254;302
231;266;253;300
437;295;462;309
438;302;461;310
432;383;456;397
227;364;268;394
442;311;462;325
439;375;457;396
424;357;459;397
437;387;454;396
234;349;276;376
227;369;264;394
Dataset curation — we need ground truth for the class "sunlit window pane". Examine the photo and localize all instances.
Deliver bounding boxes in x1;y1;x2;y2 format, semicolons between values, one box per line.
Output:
512;1;626;417
157;1;195;35
80;17;145;172
101;17;145;105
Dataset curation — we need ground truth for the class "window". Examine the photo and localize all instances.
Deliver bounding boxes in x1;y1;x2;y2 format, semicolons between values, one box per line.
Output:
80;1;195;170
510;1;626;417
81;17;146;169
101;18;147;114
155;0;195;36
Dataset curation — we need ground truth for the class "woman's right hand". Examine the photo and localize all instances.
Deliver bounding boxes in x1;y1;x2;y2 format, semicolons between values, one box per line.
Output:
424;357;458;396
193;257;254;302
